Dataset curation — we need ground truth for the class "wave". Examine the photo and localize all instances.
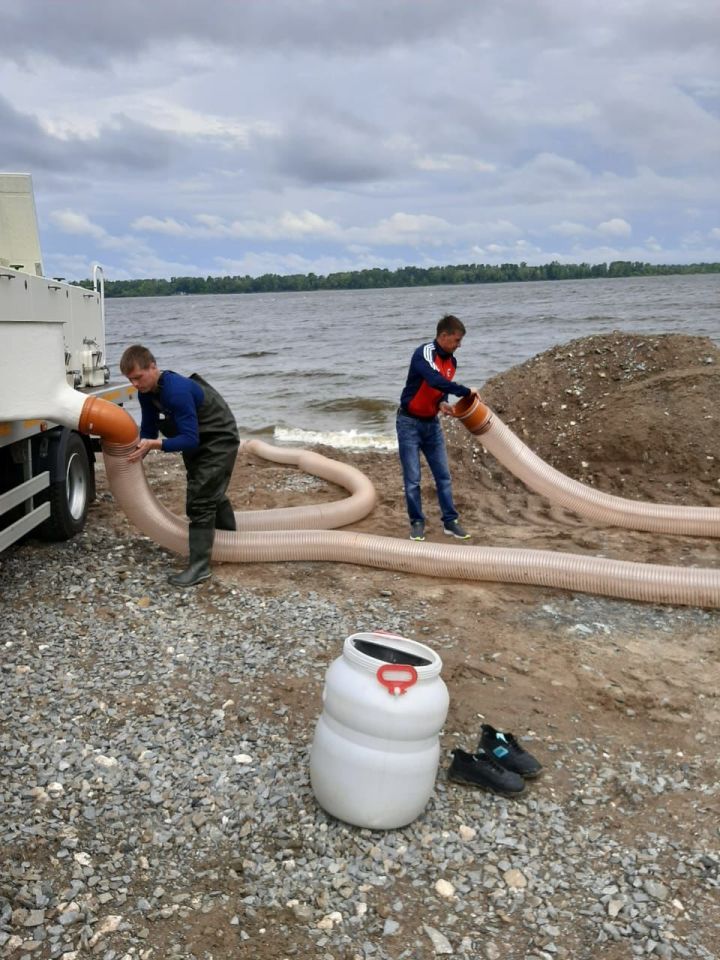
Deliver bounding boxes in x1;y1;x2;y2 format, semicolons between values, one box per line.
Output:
274;426;398;452
306;396;396;415
238;424;275;437
241;370;354;383
236;350;278;359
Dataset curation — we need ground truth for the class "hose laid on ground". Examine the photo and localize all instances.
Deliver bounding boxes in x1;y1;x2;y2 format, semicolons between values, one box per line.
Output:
102;433;720;609
452;396;720;537
101;437;376;547
234;440;377;530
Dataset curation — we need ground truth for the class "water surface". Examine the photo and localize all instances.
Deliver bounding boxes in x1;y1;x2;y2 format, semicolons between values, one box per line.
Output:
105;274;720;448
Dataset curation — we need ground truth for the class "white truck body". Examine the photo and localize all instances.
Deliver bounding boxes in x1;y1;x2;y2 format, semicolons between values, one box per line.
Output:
0;173;135;550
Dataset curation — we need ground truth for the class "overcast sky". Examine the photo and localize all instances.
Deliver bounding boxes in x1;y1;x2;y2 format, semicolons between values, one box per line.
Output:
2;0;719;280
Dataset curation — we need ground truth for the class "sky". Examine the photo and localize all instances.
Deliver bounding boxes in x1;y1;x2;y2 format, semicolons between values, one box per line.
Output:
1;0;719;281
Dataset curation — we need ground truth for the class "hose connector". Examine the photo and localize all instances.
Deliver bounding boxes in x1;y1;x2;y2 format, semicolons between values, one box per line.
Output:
452;395;493;435
78;395;139;444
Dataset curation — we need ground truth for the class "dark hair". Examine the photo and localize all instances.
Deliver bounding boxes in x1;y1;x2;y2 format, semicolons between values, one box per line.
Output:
120;344;156;374
436;314;466;337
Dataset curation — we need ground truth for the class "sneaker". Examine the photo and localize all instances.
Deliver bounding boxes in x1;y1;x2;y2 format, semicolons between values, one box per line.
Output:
443;520;471;539
479;724;543;779
447;748;525;796
409;521;426;541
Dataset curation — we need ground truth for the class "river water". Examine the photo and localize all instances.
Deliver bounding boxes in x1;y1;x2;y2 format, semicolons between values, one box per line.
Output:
104;273;720;450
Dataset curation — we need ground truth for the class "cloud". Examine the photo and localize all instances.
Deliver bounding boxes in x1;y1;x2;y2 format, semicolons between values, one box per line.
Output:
548;220;593;237
0;1;481;65
133;210;340;241
50;208;153;256
349;213;454;246
597;217;632;237
262;108;407;186
131;216;190;237
415;154;496;174
131;207;526;251
138;103;278;144
51;210;106;239
0;93;177;177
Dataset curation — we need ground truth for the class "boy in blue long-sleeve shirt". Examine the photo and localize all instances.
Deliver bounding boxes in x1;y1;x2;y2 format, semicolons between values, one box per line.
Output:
120;344;239;586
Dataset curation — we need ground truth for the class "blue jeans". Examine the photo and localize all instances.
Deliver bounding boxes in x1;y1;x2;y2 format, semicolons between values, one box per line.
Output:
396;411;458;525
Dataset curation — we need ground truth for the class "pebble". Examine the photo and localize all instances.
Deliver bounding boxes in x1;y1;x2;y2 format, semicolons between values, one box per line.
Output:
424;924;454;954
607;899;625;918
643;880;670;901
435;879;455;899
503;868;528;889
22;909;45;927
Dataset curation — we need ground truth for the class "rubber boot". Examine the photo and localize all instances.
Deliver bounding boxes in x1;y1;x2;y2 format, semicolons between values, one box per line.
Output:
215;499;237;531
169;526;214;587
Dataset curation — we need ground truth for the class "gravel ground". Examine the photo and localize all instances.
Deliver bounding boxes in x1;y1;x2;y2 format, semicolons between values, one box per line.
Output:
1;514;718;960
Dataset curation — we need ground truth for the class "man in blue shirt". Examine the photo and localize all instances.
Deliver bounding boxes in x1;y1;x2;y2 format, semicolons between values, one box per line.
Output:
120;344;239;586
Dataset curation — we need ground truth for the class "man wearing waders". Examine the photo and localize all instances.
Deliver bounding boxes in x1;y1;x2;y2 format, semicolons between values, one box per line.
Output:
120;345;239;587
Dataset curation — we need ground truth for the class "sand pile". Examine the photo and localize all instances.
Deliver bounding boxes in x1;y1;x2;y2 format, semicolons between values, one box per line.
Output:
446;332;720;502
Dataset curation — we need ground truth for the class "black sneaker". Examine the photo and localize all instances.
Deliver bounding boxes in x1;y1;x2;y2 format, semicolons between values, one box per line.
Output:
443;520;470;539
448;748;525;796
479;724;543;779
409;521;426;541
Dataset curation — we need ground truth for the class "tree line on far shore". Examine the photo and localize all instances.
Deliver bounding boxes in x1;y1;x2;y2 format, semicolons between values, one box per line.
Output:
75;259;720;298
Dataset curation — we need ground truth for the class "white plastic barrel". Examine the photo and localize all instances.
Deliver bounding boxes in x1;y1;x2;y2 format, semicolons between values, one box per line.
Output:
309;631;450;829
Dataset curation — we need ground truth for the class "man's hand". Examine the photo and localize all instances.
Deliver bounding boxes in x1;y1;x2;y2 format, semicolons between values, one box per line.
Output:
445;390;481;417
127;438;161;463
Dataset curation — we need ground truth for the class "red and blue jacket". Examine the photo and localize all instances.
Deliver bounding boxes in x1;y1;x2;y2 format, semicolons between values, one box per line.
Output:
399;340;471;419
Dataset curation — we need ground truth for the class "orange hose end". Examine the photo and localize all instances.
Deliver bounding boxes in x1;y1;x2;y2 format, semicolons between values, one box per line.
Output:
452;395;493;435
78;395;139;444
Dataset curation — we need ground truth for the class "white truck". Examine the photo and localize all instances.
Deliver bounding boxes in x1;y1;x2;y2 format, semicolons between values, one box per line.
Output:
0;173;135;551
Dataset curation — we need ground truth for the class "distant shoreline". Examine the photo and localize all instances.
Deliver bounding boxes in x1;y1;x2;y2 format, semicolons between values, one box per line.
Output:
77;260;720;298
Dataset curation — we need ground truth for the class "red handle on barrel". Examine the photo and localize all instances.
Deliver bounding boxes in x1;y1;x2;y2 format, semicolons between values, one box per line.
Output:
376;663;418;696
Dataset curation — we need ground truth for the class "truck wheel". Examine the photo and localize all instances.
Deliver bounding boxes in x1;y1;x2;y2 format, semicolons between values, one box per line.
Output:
39;432;92;541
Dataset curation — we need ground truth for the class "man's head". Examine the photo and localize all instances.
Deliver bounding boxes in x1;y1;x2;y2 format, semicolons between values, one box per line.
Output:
436;314;466;354
120;344;161;393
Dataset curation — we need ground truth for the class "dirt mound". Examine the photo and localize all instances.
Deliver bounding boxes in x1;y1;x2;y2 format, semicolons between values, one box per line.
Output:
446;332;720;501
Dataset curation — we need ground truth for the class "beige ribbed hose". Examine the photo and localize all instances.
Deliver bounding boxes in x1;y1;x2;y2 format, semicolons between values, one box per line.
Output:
451;395;720;537
102;434;720;608
103;437;376;544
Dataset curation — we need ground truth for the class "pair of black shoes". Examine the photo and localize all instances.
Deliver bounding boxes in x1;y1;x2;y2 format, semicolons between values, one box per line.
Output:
448;724;542;797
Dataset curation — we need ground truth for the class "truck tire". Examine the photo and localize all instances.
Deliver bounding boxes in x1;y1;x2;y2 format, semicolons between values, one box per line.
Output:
38;431;92;541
